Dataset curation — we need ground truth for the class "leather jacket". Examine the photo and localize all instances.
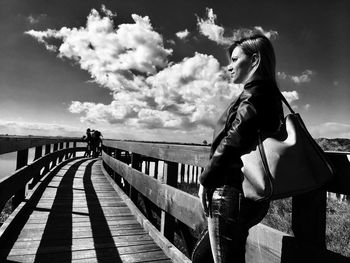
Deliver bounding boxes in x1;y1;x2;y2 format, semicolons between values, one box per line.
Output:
199;79;284;189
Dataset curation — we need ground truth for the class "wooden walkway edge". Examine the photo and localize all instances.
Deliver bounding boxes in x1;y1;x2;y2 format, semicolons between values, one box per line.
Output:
100;162;191;263
0;158;174;263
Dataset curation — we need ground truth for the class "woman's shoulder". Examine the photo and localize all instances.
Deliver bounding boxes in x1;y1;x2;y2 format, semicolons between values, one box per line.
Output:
243;79;278;97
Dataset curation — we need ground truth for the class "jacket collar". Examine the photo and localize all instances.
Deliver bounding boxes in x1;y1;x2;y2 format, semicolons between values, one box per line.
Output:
244;79;275;90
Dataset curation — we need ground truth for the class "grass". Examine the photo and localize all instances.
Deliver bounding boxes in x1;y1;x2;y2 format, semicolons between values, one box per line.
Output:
178;183;350;257
326;198;350;256
0;198;13;227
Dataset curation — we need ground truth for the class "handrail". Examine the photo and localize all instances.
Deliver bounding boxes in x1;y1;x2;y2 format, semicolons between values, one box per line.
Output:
101;139;350;261
103;139;210;167
0;135;81;155
0;136;85;214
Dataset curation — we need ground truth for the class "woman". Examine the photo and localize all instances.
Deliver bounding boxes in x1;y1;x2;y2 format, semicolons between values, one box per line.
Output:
197;32;283;262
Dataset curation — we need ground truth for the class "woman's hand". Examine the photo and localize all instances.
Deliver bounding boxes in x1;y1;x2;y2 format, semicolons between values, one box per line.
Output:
198;184;209;217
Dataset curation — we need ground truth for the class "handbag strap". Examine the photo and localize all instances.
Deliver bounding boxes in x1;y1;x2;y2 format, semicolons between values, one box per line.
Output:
278;90;295;114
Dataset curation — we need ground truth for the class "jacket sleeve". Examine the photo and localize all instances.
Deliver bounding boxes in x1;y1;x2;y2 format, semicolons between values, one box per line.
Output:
199;93;260;188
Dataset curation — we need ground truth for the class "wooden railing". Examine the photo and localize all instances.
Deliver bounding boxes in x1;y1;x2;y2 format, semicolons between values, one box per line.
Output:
101;139;350;262
0;136;85;214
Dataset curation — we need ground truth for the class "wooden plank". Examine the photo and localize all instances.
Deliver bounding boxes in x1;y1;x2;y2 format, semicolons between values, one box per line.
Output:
7;249;169;263
10;234;154;250
16;227;146;242
103;152;206;232
22;218;138;230
6;243;160;259
103;139;210;167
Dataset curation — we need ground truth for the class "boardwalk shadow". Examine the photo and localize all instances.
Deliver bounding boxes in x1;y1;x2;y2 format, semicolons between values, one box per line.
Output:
0;158;86;261
34;159;122;262
83;160;122;262
34;159;89;262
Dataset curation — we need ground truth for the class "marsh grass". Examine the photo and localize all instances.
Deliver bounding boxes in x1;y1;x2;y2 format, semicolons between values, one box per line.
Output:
179;184;350;257
0;198;13;227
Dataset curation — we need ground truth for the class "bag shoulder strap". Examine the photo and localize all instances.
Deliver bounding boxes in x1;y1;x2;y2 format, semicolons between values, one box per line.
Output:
278;90;295;114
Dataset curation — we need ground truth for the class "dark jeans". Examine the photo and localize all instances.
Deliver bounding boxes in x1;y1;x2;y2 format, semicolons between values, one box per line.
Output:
207;185;269;263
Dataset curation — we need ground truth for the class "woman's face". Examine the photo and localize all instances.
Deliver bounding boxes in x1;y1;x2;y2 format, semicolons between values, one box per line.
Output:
227;46;252;84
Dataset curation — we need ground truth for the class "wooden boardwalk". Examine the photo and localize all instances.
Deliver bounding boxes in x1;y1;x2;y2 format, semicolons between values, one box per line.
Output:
0;158;172;263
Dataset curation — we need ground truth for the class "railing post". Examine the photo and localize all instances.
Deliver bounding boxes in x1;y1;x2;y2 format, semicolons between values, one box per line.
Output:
154;160;158;179
187;164;190;183
65;142;70;159
43;144;51;173
12;149;29;208
160;161;178;242
130;153;142;203
29;146;43;190
45;144;51;155
72;142;77;157
180;164;185;183
292;188;327;249
34;146;42;160
52;143;58;167
115;149;121;159
145;160;150;175
58;142;64;162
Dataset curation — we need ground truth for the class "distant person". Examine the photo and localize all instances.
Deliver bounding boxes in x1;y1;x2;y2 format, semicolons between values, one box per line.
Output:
196;31;283;263
91;130;102;157
83;128;92;157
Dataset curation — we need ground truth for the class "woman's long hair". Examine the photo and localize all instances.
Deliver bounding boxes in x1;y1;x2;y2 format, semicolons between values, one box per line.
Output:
228;32;276;83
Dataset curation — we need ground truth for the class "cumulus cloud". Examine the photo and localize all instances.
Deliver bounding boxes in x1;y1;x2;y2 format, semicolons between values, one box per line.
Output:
26;7;172;83
26;6;272;140
25;29;58;51
282;90;299;104
278;70;314;84
197;8;278;45
26;6;241;134
253;26;278;40
309;122;350;139
197;8;228;45
290;70;314;84
176;29;190;40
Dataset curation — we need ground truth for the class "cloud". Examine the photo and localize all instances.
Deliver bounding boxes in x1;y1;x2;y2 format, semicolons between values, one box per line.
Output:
196;8;228;45
253;26;278;40
197;8;278;45
176;29;190;40
167;39;176;45
278;70;314;84
25;29;58;51
69;52;239;130
309;122;350;139
27;14;47;24
290;70;314;84
24;7;247;140
26;7;172;82
281;90;299;104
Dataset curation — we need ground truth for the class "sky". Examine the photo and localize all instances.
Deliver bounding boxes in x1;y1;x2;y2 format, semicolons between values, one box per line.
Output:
0;0;349;143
